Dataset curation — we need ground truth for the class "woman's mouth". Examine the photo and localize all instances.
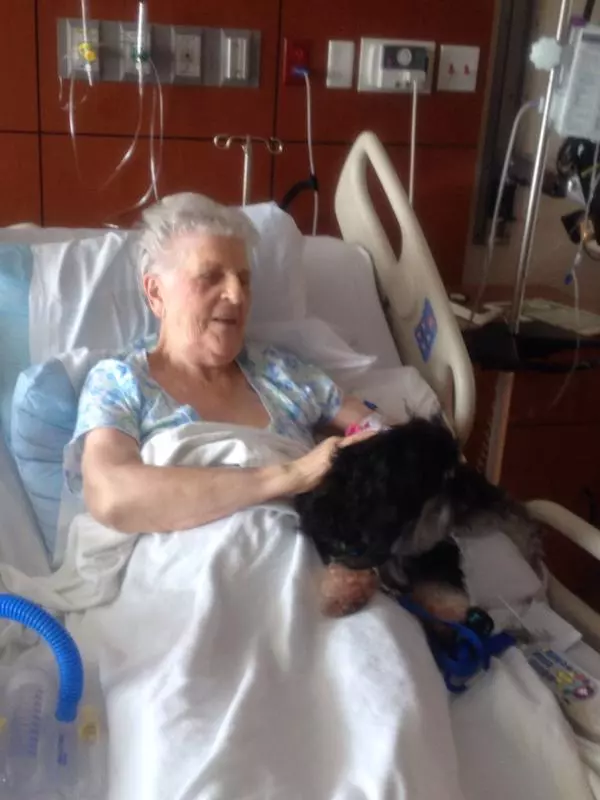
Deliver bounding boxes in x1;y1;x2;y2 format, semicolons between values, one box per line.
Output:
212;317;238;326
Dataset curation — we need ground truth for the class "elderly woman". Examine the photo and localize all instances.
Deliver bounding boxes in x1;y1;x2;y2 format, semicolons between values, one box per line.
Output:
65;193;375;534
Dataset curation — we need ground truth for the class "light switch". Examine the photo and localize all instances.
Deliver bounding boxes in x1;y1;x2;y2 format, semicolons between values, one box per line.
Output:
437;45;480;92
326;40;355;89
221;31;251;84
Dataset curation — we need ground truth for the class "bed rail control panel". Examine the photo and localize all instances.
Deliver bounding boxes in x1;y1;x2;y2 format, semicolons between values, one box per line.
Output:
358;38;437;93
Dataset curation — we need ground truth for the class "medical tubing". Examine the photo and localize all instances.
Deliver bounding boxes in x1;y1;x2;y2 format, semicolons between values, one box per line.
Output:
470;98;541;323
0;595;84;723
136;0;148;69
80;0;94;86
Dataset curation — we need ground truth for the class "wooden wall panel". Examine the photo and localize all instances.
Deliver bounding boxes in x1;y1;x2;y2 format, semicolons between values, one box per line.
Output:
41;135;273;227
13;2;496;286
1;2;38;131
38;0;279;137
0;134;41;224
274;143;478;286
277;0;495;145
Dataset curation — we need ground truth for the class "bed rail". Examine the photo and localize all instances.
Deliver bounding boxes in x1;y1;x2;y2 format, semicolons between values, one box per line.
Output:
527;500;600;650
334;131;475;444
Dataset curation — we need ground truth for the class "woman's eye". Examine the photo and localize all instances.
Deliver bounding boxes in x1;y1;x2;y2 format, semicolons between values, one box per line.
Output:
239;272;251;288
199;271;222;286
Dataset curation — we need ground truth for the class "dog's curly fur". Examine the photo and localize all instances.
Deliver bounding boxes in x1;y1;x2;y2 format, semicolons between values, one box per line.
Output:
296;417;542;609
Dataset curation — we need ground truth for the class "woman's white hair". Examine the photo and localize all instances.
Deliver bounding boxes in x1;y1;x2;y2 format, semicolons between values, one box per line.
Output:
138;192;260;279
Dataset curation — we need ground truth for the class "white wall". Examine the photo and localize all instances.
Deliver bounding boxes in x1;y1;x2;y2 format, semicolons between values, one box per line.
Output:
464;0;600;309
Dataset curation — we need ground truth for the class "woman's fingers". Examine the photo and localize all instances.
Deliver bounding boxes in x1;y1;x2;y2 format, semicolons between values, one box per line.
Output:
339;429;378;448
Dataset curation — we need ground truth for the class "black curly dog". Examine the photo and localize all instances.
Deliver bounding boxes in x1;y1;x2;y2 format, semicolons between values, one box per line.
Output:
295;416;541;614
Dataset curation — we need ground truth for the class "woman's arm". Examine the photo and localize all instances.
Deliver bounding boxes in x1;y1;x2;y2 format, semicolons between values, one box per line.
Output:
82;427;350;534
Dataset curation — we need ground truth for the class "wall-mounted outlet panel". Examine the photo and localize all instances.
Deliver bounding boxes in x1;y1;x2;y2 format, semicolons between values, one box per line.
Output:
59;19;101;78
57;19;261;88
358;38;436;93
171;26;203;83
119;23;152;80
283;39;311;85
437;45;480;92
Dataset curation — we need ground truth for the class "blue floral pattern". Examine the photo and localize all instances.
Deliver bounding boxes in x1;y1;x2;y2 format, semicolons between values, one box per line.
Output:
64;342;342;493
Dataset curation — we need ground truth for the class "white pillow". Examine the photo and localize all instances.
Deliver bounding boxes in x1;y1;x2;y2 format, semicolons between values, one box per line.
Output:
303;236;401;368
28;203;306;363
249;318;375;383
30;231;155;363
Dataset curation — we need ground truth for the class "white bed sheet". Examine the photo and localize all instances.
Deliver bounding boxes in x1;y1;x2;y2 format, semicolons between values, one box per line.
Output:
0;422;595;800
0;437;48;575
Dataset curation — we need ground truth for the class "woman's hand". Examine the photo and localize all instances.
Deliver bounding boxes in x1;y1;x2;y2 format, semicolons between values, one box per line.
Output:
286;430;376;495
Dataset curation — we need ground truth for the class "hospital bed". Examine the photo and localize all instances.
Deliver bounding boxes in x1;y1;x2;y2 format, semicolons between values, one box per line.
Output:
1;130;600;797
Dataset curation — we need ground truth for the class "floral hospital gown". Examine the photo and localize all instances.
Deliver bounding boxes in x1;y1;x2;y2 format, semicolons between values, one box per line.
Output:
64;341;343;494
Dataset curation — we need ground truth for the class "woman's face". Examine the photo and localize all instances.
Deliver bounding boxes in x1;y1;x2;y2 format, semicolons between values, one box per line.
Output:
144;232;251;366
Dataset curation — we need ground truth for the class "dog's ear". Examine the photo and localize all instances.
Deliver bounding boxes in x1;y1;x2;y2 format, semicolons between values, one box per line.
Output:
401;497;453;556
443;462;505;522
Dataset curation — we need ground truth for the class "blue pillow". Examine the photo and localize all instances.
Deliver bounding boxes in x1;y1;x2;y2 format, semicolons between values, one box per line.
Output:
10;340;154;554
0;244;33;443
11;361;77;553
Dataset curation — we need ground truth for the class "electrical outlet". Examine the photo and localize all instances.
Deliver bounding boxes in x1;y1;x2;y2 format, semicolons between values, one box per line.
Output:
437;45;480;92
283;39;311;85
173;29;202;80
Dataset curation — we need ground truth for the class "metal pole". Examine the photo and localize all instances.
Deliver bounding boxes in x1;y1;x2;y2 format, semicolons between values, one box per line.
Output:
213;135;283;205
485;0;573;484
241;136;253;207
409;78;418;207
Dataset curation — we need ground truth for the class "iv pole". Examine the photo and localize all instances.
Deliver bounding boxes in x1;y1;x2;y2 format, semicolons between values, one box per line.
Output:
485;0;574;485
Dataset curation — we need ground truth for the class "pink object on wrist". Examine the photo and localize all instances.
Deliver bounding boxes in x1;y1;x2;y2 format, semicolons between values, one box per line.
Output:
344;412;388;438
345;423;364;437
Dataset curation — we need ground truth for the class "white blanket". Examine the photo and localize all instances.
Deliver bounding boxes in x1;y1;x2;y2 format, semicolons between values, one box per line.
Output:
0;423;595;800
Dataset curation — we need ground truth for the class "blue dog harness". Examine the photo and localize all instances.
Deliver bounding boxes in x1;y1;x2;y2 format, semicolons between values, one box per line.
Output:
398;597;516;693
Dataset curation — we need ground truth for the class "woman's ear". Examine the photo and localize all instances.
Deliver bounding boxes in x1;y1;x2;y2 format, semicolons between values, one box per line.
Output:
143;273;165;318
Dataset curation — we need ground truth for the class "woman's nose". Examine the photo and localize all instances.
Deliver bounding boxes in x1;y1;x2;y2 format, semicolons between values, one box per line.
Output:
223;272;244;304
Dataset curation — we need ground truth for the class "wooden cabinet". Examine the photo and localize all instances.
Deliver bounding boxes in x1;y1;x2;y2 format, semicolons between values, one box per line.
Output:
465;364;600;603
466;365;600;516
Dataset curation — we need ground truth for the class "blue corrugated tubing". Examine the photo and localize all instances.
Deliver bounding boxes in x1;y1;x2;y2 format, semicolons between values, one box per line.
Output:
0;594;84;723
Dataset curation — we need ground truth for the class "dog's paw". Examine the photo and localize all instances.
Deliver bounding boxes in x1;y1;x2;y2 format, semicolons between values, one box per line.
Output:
411;582;470;623
320;564;379;617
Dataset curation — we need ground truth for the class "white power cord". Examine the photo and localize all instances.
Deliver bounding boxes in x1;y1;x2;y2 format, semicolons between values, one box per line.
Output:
302;71;319;236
